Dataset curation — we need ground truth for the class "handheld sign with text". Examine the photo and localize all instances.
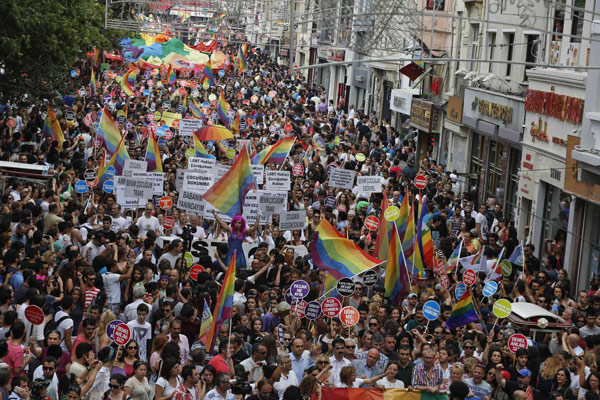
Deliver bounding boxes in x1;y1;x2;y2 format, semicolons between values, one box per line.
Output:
414;174;428;190
440;273;449;289
363;270;378;287
292;164;304;176
501;260;512;276
284;289;300;306
455;282;466;300
324;196;337;208
463;269;477;286
159;196;173;210
25;305;44;325
106;320;125;341
492;299;512;318
189;265;205;281
483;281;499;297
508;334;528;352
113;323;131;346
103;180;115;194
423;300;441;321
277;324;285;346
290;280;310;299
337;277;356;297
365;216;379;231
162;216;176;230
291;300;307;318
339;306;360;326
322;297;342;318
384;206;400;221
84;169;97;183
356;153;366;162
305;301;322;320
75;180;88;194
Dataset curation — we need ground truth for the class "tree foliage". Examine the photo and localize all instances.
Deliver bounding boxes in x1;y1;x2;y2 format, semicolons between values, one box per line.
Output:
0;0;124;101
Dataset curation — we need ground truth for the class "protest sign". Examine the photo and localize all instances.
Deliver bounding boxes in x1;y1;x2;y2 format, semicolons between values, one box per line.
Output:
259;191;287;215
265;171;291;191
279;211;306;231
330;168;356;189
357;176;382;194
183;171;214;194
123;160;148;176
179;119;202;136
188;157;216;172
123;178;154;200
177;190;206;215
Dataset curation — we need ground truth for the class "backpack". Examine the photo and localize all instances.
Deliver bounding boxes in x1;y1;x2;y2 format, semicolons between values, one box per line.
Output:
44;313;70;341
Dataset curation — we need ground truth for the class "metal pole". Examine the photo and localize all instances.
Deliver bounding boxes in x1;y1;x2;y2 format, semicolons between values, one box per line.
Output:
289;0;295;74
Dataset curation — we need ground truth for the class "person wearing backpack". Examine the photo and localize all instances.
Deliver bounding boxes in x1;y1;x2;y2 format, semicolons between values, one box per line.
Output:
44;296;74;354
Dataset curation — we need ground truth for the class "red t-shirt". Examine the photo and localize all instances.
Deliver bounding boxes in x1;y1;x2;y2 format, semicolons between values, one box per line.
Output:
4;341;24;378
208;354;230;374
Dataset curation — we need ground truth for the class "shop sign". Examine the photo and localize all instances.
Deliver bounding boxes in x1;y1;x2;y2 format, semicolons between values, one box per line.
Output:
326;49;345;62
472;97;513;123
463;87;524;134
447;96;463;124
525;89;584;125
518;150;535;200
390;89;415;115
410;99;440;133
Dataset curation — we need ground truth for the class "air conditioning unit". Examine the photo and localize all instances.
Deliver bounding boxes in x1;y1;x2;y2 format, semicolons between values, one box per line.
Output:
356;76;365;82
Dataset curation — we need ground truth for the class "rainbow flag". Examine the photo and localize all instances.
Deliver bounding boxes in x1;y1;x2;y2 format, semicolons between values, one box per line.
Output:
193;130;215;159
201;251;236;352
251;136;295;164
396;189;410;241
238;46;248;74
374;198;391;260
486;247;506;282
446;287;480;329
98;131;128;184
202;149;256;217
199;300;212;340
43;106;65;151
385;224;410;306
459;249;484;271
241;43;249;57
167;65;176;85
121;67;136;97
218;88;230;128
416;197;433;269
145;132;162;172
446;240;463;274
189;97;205;120
203;62;216;86
97;107;124;157
322;387;449;400
231;113;241;135
310;218;383;283
182;94;188;115
402;197;417;273
90;69;97;97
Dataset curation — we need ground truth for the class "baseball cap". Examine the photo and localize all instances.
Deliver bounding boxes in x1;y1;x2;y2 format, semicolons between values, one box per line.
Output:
518;369;531;377
501;371;511;380
408;293;418;299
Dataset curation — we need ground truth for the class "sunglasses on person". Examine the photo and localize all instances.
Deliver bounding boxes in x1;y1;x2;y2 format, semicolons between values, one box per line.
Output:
128;346;138;350
109;384;120;389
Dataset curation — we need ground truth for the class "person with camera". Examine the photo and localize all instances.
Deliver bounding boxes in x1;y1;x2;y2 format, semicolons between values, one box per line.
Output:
240;343;268;383
204;373;235;400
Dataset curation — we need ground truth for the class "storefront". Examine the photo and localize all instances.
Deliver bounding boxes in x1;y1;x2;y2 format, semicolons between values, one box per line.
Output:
409;98;442;164
462;87;524;221
389;88;418;132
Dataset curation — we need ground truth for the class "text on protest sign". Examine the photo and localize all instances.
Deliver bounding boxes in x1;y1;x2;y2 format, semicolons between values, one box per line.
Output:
251;164;265;185
123;159;148;176
329;168;356;189
123;178;154;199
357;176;382;194
265;171;291;191
242;192;269;224
183;171;214;194
177;190;206;215
259;191;288;216
131;172;164;195
179;119;203;136
188;157;216;172
279;211;307;231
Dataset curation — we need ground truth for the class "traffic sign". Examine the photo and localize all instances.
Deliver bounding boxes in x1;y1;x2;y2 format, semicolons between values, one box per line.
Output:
339;306;360;326
414;174;428;190
25;305;44;325
322;297;342;318
159;196;173;210
113;323;131;345
463;269;477;286
508;334;528;352
189;264;205;281
162;216;176;230
365;216;379;231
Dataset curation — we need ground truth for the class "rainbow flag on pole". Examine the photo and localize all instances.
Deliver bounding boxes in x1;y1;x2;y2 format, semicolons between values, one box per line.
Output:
145;132;162;172
374;198;391;261
121;67;136;97
167;65;176;85
201;251;236;352
238;46;249;74
97;107;124;157
310;218;383;283
193;130;215;159
202;149;256;217
90;69;97;97
43;106;65;151
402;198;417;273
445;287;480;329
218;88;230;128
203;62;216;86
98;132;128;185
189;97;206;120
385;224;410;306
416;197;434;269
199;300;213;340
446;240;463;274
251;136;296;164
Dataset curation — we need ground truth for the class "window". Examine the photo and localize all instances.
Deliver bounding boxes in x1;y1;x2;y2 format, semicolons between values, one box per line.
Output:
524;34;539;80
504;32;515;77
505;148;521;221
571;0;585;42
470;23;480;70
469;133;485;191
488;32;496;72
485;140;505;200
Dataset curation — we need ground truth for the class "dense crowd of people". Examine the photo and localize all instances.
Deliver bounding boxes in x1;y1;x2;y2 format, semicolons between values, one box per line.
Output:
0;38;589;400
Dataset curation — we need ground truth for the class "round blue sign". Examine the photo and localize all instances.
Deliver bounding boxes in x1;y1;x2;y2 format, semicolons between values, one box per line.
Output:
202;102;210;108
218;69;225;77
71;70;78;78
290;280;310;298
75;180;88;194
106;319;124;341
143;89;150;96
103;180;115;193
156;125;167;137
483;281;499;297
455;282;467;300
105;165;116;178
102;95;112;105
284;288;300;306
305;301;322;320
423;300;441;321
324;196;337;208
265;95;272;102
153;196;162;208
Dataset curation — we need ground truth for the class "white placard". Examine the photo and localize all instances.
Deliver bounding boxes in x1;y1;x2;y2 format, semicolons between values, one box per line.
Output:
357;176;383;194
177;190;206;215
176;169;186;190
259;191;288;215
131;171;164;195
183;172;214;194
215;164;230;181
179;119;203;136
265;171;291;191
123;160;148;176
251;164;265;185
242;191;269;224
188;157;216;171
157;236;273;264
203;203;232;223
279;210;307;231
123;178;154;199
330;168;356;189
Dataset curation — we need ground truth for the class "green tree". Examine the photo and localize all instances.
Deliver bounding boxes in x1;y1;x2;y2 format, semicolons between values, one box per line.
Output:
0;0;124;101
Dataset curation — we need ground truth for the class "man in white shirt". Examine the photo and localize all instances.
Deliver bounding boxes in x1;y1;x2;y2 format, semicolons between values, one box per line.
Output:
33;358;60;400
475;204;489;244
82;231;105;264
124;285;152;323
273;353;298;398
136;204;161;238
127;303;152;361
109;204;130;232
330;338;352;387
158;239;183;268
103;250;134;313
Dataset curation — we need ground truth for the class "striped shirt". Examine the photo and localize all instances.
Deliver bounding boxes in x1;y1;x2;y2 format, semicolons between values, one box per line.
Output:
411;363;444;389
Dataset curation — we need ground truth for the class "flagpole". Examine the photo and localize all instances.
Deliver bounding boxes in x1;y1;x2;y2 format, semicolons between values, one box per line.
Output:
317;260;387;300
470;289;490;336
